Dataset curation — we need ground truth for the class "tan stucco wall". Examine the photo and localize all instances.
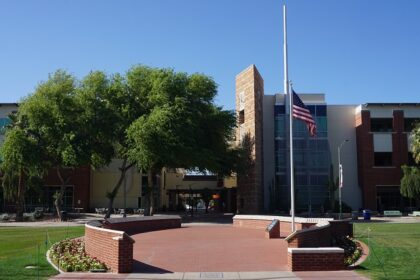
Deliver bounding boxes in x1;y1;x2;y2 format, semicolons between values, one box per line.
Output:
90;159;142;209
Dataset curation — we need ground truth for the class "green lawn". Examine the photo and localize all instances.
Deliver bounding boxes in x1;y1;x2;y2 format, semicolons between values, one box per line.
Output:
0;226;84;280
355;223;420;280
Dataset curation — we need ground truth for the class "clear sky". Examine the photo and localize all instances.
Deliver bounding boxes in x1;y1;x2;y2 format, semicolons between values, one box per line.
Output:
0;0;419;109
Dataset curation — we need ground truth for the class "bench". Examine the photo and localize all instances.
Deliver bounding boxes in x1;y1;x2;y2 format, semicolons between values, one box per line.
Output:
383;210;402;217
95;208;107;214
409;211;420;217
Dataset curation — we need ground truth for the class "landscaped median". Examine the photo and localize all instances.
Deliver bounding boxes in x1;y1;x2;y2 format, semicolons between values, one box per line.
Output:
48;238;107;272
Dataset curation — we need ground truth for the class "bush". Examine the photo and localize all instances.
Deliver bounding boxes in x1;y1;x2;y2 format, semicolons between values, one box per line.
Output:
0;213;10;221
332;236;363;266
34;209;44;219
49;238;107;272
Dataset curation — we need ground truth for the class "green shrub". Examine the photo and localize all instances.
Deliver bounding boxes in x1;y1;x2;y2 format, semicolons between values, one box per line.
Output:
49;238;107;272
332;236;363;266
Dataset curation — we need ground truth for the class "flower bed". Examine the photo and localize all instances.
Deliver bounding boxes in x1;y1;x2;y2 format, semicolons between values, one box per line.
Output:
332;236;363;266
49;238;107;272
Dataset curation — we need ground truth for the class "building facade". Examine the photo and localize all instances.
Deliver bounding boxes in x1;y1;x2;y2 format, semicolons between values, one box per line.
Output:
1;66;420;214
236;65;420;213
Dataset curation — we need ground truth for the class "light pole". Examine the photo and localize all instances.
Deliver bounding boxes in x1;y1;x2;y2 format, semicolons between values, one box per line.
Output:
123;172;127;218
338;139;349;220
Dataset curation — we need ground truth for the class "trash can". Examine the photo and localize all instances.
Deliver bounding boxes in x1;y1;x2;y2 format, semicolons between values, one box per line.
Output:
60;211;68;222
351;211;359;220
363;209;371;220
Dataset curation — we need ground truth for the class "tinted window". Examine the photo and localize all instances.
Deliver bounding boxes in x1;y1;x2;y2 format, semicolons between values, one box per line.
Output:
274;105;285;115
374;152;393;166
371;118;393;132
404;118;419;132
316;105;327;116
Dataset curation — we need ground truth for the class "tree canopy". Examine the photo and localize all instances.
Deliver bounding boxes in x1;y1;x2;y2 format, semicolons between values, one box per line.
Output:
400;123;420;201
412;123;420;164
400;165;420;199
1;65;239;218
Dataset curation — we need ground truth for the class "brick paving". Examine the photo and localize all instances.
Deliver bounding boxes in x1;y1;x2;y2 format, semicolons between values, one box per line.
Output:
50;223;370;279
131;225;288;272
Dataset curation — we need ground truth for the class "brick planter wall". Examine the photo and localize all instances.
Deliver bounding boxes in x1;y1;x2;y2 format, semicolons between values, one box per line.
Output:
287;248;345;271
233;219;271;230
84;224;134;273
286;225;332;248
233;215;323;237
84;216;181;274
330;220;353;238
103;216;181;235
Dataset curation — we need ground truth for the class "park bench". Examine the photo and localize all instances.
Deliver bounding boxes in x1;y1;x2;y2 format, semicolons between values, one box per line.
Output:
383;210;402;217
95;208;107;214
408;211;420;217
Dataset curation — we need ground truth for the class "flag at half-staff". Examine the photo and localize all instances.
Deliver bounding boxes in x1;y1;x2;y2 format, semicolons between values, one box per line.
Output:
292;89;317;137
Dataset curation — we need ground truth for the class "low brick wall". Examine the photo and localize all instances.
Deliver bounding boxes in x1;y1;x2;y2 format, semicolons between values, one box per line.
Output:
286;224;332;248
84;224;134;273
84;215;181;273
233;218;272;230
330;220;353;238
233;215;327;237
287;248;345;271
103;216;181;235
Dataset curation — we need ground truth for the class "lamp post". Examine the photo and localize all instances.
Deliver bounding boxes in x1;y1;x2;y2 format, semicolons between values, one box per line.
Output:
123;173;127;218
338;139;349;220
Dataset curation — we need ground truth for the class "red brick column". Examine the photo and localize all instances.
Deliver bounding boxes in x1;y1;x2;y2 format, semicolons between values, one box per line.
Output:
84;224;134;273
287;248;345;271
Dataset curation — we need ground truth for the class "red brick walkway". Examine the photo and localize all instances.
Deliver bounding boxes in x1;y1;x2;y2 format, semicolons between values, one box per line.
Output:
131;225;288;272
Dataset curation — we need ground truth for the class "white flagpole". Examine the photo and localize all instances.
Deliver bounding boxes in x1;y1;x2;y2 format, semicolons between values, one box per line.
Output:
283;4;295;232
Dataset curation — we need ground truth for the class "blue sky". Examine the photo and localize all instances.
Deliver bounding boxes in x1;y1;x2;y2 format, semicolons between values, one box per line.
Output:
0;0;419;109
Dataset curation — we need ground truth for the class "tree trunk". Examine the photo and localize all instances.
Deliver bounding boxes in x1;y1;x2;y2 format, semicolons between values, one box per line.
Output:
55;167;71;221
146;168;155;216
15;168;25;222
104;159;132;219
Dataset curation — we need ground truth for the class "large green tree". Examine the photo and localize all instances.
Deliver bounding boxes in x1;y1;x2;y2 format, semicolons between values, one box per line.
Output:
13;70;96;220
400;165;420;201
1;121;44;221
127;68;237;216
97;67;154;218
400;123;420;203
412;123;420;164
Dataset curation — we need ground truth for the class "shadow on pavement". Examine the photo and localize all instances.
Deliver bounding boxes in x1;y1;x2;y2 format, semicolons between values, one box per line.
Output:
133;260;173;274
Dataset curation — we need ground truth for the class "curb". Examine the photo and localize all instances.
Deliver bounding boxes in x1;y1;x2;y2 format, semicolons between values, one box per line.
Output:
351;239;370;267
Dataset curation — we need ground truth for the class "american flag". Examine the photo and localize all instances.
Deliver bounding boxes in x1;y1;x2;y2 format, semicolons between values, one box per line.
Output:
292;90;317;137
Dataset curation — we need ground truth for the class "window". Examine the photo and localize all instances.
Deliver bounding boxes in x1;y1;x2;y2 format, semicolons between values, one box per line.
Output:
371;118;393;132
293;139;306;149
0;118;11;135
276;152;286;166
374;152;393;166
45;186;74;209
294;151;305;166
275;115;286;137
275;139;286;150
296;174;308;186
316;105;327;116
404;118;420;132
274;105;285;115
238;110;245;125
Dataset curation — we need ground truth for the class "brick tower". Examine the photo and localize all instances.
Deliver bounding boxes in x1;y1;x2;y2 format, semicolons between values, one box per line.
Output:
235;65;264;213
